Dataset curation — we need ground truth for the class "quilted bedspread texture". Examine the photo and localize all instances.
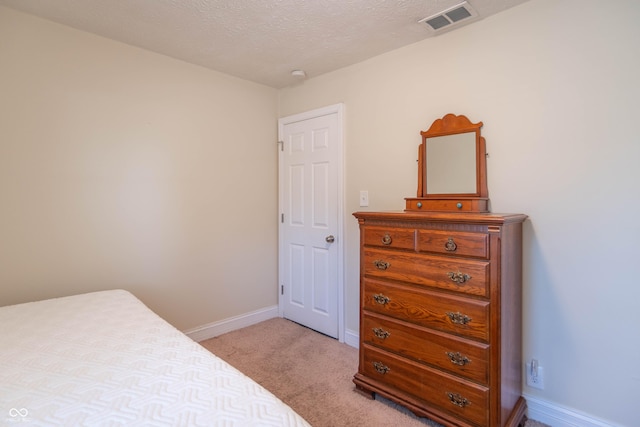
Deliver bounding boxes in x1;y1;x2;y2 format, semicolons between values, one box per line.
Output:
0;290;310;427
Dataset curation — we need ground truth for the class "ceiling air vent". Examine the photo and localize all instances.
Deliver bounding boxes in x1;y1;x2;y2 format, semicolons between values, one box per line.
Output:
419;1;478;32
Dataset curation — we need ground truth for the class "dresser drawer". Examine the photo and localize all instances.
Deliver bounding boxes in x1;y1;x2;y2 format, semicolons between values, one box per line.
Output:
363;226;415;250
362;312;489;384
364;248;489;298
417;229;488;259
361;345;489;427
363;279;489;342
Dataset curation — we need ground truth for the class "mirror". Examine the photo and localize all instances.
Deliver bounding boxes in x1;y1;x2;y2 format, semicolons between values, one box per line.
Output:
406;113;489;212
426;132;476;194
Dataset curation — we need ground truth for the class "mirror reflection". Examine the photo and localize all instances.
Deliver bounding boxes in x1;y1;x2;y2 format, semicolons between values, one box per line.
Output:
425;132;476;194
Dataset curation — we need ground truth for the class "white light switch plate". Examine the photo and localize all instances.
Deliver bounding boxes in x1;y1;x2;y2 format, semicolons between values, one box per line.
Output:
359;190;369;207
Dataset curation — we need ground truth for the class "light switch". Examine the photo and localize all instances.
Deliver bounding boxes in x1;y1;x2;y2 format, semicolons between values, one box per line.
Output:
359;190;369;207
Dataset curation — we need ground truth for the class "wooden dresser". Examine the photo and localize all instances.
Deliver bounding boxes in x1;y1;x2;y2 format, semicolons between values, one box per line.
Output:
353;210;528;427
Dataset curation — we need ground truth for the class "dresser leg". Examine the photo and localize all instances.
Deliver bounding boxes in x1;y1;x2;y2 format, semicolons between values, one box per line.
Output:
354;384;375;400
507;396;528;427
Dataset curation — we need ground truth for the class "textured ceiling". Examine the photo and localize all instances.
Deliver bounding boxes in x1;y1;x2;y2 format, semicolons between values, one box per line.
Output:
0;0;529;88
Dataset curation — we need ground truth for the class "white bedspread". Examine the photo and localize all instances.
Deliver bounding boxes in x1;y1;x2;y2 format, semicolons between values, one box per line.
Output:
0;290;311;427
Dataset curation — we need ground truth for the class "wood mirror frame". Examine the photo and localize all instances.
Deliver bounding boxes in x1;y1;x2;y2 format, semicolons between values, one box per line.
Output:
405;113;489;212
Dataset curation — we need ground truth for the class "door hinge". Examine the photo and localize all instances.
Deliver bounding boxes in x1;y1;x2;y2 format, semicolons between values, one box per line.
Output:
281;285;284;295
281;213;284;223
277;140;284;151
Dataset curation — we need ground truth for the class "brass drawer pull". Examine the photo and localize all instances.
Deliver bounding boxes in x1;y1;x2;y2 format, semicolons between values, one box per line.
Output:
447;392;470;408
381;234;392;245
373;260;390;270
448;271;471;284
373;294;390;305
445;238;457;252
373;361;390;375
372;327;391;339
445;351;471;366
446;311;472;325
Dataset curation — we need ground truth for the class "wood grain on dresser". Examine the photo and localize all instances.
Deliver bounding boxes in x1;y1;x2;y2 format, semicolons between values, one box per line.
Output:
353;211;527;427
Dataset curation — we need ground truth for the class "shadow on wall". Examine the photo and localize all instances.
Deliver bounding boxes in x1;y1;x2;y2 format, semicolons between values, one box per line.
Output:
521;219;575;396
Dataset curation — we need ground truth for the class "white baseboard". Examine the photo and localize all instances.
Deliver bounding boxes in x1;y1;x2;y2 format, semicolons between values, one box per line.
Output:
524;394;617;427
344;328;359;349
183;305;279;342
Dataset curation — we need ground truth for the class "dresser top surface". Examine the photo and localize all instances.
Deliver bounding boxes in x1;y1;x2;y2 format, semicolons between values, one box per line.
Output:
353;210;527;225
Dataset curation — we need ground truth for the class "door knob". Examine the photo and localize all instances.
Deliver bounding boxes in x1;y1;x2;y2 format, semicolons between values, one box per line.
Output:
325;235;335;243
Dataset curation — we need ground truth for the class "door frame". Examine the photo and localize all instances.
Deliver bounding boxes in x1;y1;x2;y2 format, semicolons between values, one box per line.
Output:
277;103;345;342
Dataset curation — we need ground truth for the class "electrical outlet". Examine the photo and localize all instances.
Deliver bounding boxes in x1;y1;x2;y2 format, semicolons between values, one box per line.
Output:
526;361;545;390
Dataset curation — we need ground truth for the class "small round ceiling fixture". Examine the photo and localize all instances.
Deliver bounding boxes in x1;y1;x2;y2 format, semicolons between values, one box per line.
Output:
291;69;307;79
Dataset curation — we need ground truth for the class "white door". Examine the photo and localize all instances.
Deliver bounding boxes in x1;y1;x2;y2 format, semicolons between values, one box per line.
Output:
278;104;343;339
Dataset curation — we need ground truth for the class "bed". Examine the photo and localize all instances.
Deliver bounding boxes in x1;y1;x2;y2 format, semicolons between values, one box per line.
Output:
0;290;311;426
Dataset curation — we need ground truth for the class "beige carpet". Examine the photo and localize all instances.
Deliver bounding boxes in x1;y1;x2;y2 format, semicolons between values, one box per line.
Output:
200;318;549;427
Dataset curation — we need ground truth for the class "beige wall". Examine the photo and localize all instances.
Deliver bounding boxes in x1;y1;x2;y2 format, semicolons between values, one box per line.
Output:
279;0;639;425
2;1;640;425
0;6;279;330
